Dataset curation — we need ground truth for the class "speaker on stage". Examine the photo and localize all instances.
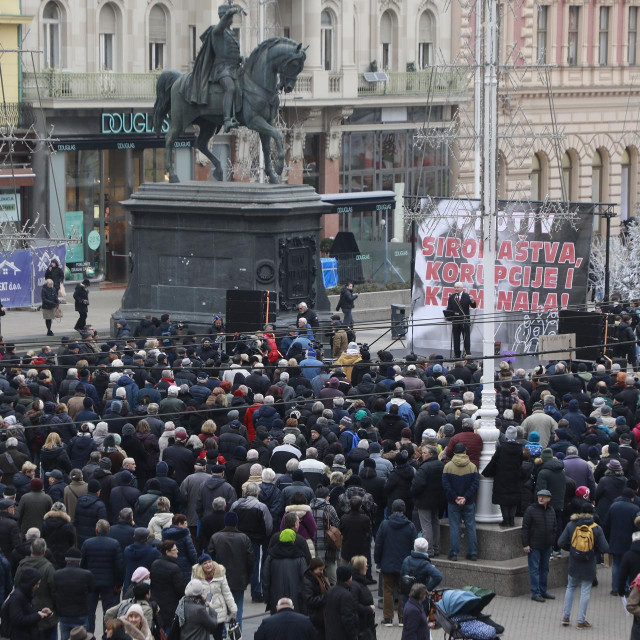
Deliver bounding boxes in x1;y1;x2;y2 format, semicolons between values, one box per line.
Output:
226;290;276;335
558;310;605;361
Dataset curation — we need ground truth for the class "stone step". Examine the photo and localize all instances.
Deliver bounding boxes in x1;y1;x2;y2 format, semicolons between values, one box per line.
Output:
439;518;525;561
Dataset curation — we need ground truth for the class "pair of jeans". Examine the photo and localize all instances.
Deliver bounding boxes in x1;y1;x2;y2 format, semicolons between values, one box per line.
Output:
230;589;244;628
59;617;89;640
342;308;354;327
448;502;477;556
250;541;262;598
563;575;592;623
382;573;402;621
87;585;119;633
612;553;626;594
418;508;441;553
527;547;552;597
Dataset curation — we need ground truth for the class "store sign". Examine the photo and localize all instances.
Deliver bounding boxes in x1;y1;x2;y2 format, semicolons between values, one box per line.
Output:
87;230;101;251
0;193;21;222
102;112;169;135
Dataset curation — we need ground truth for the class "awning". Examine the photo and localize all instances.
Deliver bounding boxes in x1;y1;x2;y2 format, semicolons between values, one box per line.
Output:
0;167;35;187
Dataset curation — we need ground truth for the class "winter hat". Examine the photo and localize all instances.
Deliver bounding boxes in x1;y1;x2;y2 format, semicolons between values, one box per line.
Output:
532;402;543;410
537;489;552;497
88;479;101;493
555;429;568;440
283;434;296;445
608;459;623;471
339;417;353;428
45;469;63;480
617;416;628;426
588;445;600;458
99;458;112;470
575;486;591;500
111;401;123;412
369;442;381;453
131;567;151;582
185;580;204;598
119;470;132;484
450;399;463;408
556;452;566;461
198;554;212;564
592;397;605;408
234;446;247;459
122;423;136;437
336;566;352;583
528;431;540;443
428;402;440;412
443;424;455;436
453;443;467;454
609;442;620;454
175;428;188;441
414;537;429;553
51;501;66;512
227;410;240;421
279;528;296;543
433;364;442;374
540;448;553;461
292;470;305;482
64;547;82;561
156;461;169;475
505;426;518;441
600;404;612;415
363;458;376;469
83;397;94;408
224;511;239;527
30;478;43;491
354;410;367;421
421;429;437;441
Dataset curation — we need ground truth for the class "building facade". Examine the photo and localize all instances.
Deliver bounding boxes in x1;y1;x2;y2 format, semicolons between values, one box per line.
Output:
19;0;461;281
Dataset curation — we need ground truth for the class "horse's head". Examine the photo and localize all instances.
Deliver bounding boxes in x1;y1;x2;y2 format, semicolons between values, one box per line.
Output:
276;42;307;94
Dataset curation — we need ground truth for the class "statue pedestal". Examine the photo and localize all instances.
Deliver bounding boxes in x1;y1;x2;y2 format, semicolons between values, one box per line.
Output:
113;181;332;332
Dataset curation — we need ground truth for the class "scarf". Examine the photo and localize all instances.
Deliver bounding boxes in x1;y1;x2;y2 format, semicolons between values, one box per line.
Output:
632;572;640;591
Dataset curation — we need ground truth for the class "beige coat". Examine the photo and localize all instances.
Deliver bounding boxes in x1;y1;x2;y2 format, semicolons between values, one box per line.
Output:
191;562;237;623
148;511;173;540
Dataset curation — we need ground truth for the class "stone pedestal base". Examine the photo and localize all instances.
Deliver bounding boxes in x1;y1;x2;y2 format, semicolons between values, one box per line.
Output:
439;518;524;561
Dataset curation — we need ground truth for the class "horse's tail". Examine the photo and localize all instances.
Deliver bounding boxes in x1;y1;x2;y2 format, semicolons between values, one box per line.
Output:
153;70;180;134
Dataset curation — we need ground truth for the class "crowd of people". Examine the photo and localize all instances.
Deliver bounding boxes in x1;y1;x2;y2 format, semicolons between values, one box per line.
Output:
0;304;640;639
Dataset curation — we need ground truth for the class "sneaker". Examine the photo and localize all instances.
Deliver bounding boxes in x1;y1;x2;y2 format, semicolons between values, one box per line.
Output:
561;618;570;626
448;553;458;561
577;621;592;629
541;593;555;600
382;619;393;627
553;550;562;558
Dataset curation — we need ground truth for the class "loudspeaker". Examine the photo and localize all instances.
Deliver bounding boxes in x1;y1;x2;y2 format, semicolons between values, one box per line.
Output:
226;290;276;335
391;304;407;338
558;310;605;361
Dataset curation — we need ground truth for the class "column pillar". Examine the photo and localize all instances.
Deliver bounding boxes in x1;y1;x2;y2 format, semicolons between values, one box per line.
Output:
304;0;322;69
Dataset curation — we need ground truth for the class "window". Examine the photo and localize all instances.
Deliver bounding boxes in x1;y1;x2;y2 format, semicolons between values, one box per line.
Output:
418;11;434;69
530;154;542;200
99;4;116;71
621;148;636;221
592;150;605;230
381;11;393;70
43;1;61;69
320;10;334;70
283;27;290;39
189;25;197;62
630;7;638;65
562;151;573;200
537;5;548;64
149;4;167;71
568;6;580;66
599;6;609;65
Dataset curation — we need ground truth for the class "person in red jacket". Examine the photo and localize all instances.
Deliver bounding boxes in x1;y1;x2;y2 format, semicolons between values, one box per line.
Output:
445;419;483;467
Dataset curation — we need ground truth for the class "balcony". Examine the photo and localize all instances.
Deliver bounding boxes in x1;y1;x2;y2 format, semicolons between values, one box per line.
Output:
358;69;468;96
22;71;160;101
0;102;36;130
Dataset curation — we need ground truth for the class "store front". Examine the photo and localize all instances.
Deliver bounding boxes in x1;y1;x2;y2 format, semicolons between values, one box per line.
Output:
44;109;195;282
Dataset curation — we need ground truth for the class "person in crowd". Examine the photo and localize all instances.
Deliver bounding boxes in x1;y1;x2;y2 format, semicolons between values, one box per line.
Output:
401;583;432;640
41;278;60;337
254;597;316;640
301;557;330;637
324;565;359;639
175;580;218;640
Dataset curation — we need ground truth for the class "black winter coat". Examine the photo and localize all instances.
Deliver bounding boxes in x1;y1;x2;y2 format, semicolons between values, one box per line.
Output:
384;463;415;516
39;446;71;475
161;526;197;581
301;570;328;631
74;493;108;545
483;440;524;507
350;571;376;640
262;541;307;614
411;458;445;511
521;502;556;550
80;532;124;587
41;511;76;569
53;563;95;617
73;284;89;312
5;568;42;640
324;581;359;640
618;539;640;595
108;520;135;551
339;510;371;561
595;472;628;521
254;609;317;640
0;511;20;559
603;496;640;554
41;285;58;310
208;527;254;592
162;444;195;485
151;555;187;627
109;485;141;522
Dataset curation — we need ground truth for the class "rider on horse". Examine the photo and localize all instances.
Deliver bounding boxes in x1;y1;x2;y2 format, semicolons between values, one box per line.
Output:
182;3;245;133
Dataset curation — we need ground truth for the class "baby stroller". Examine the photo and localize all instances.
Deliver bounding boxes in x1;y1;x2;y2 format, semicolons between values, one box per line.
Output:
429;587;505;640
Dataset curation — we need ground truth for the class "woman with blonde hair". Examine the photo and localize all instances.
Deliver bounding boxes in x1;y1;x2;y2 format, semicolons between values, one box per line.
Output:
119;603;152;640
41;278;59;336
40;431;71;476
198;420;217;445
149;496;174;539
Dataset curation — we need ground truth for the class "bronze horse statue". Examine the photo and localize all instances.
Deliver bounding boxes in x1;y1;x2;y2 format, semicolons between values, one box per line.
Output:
153;37;307;184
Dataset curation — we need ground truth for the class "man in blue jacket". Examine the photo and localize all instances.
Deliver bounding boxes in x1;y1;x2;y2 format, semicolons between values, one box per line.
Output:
80;519;124;633
374;499;417;627
442;442;480;561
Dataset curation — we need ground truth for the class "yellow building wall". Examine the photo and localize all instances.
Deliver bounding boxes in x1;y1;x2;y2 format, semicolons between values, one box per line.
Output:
0;0;24;103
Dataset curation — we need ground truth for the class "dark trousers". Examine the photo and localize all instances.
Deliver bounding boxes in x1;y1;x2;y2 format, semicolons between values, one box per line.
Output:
87;585;119;632
452;320;471;357
74;311;88;330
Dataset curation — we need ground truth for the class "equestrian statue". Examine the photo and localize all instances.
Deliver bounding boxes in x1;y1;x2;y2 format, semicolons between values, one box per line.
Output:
153;2;307;184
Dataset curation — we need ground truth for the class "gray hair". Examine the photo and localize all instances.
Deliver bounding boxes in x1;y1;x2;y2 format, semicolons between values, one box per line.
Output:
357;439;369;450
312;401;325;414
119;507;134;522
31;538;47;556
25;527;40;541
212;497;227;511
566;446;578;456
264;395;275;404
285;458;299;473
245;482;260;497
249;463;262;475
247;449;259;461
306;447;318;459
463;391;475;403
262;468;276;483
147;403;159;415
333;397;344;407
96;519;110;534
6;437;17;448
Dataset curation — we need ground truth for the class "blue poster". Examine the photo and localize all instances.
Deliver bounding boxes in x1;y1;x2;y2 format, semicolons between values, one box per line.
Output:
0;250;33;308
32;245;66;305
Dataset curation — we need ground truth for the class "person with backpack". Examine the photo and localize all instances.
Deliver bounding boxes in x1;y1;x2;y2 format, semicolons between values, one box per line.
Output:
557;502;609;629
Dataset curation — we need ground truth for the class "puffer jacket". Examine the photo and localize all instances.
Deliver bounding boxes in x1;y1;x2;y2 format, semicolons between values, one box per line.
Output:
68;433;97;469
374;512;418;573
74;493;108;545
191;561;237;623
400;550;443;591
80;531;124;587
535;457;567;512
258;482;285;523
148;511;174;540
162;525;197;581
281;504;317;540
384;462;416;515
41;510;76;569
521;501;556;550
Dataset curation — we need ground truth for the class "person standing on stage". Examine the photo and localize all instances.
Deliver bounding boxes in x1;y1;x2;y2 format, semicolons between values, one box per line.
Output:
445;282;476;358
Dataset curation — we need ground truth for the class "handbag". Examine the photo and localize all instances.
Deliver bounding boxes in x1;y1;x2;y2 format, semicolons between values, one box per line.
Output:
227;619;242;640
54;305;63;319
59;282;66;298
325;506;343;551
400;574;416;596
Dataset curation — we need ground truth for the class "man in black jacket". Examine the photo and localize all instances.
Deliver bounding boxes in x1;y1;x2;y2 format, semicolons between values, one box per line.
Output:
54;548;95;640
73;280;90;332
324;566;359;640
411;445;445;557
336;283;358;328
254;597;317;640
0;498;20;559
445;282;476;358
522;489;556;603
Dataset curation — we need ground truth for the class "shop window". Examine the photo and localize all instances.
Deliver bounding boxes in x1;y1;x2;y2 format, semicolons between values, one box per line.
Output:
149;4;167;71
43;1;62;69
99;3;116;71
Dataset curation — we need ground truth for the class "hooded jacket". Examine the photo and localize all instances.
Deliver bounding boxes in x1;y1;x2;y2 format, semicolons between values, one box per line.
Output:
41;510;76;569
5;567;43;640
374;512;418;573
262;541;307;614
535;457;567;511
14;555;57;629
191;561;237;623
196;475;237;519
558;512;609;581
